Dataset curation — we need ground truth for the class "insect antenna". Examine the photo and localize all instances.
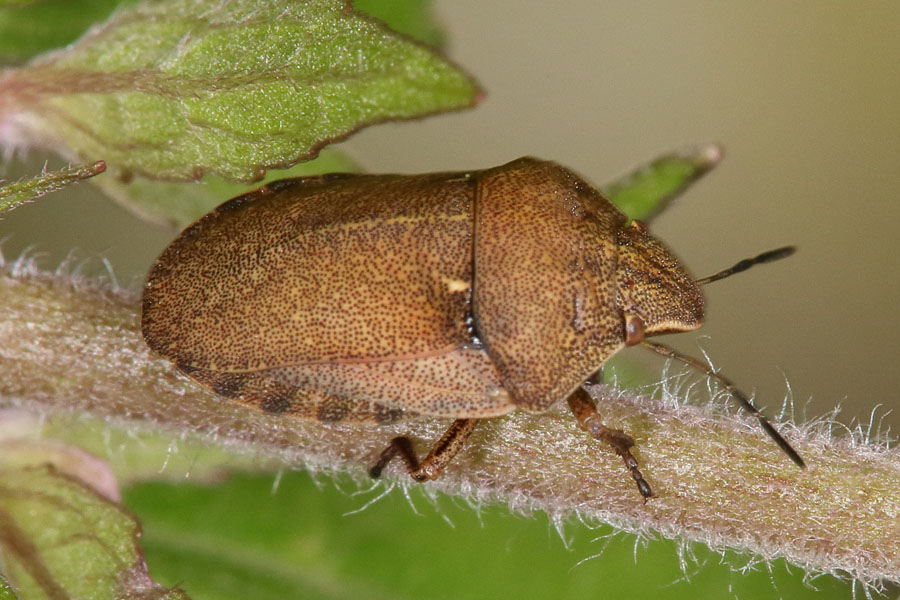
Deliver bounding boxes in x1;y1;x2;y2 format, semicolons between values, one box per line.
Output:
641;340;805;468
695;246;795;286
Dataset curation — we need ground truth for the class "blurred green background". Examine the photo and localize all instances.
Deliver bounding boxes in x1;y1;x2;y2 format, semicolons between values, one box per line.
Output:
2;1;898;598
125;470;853;600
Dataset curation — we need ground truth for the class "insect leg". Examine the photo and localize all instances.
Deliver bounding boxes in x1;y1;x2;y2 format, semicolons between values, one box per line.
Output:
370;419;479;482
567;387;653;500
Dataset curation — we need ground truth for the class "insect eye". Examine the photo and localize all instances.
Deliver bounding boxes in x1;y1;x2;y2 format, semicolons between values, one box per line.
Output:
624;312;645;346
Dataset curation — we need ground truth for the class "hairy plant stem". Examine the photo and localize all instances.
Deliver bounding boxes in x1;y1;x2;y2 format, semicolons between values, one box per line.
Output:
1;263;898;588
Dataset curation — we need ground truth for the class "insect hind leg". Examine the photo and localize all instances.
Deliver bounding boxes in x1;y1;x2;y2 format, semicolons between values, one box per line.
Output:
567;387;653;500
370;419;479;482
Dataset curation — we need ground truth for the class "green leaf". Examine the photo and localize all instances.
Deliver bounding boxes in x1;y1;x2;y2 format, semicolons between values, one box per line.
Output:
0;464;189;600
0;0;136;63
124;470;852;600
0;0;445;59
352;0;445;47
0;160;106;215
92;148;360;229
0;0;481;181
601;143;722;222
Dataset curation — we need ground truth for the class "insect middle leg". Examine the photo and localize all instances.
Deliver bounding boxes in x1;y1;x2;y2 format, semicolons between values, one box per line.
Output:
567;387;653;499
370;419;479;482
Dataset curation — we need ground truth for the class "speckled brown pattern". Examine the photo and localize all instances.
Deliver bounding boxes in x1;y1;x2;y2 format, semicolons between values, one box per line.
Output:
473;159;627;412
143;172;476;370
615;222;704;334
142;158;705;425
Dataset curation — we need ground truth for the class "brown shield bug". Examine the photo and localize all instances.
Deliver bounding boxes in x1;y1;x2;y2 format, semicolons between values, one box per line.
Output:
141;157;804;499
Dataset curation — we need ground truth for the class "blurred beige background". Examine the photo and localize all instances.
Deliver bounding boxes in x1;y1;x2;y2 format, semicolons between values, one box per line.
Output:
3;1;899;431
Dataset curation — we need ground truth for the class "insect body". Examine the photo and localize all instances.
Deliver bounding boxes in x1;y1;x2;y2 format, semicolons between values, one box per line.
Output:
142;157;803;499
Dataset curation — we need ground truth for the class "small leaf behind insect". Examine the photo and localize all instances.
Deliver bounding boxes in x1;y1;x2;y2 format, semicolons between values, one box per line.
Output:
0;160;106;216
601;143;722;222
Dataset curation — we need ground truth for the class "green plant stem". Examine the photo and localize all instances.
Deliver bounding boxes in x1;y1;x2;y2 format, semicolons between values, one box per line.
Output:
0;160;106;215
1;264;898;588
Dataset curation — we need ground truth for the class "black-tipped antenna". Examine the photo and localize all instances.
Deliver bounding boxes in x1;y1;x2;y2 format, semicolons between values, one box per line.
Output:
696;246;795;286
641;340;806;468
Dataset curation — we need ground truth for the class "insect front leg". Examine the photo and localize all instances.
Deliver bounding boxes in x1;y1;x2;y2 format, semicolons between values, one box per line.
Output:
370;419;479;482
567;387;653;500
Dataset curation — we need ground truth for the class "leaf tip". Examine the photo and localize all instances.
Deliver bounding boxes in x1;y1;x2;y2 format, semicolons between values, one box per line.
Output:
472;87;487;107
683;141;724;174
